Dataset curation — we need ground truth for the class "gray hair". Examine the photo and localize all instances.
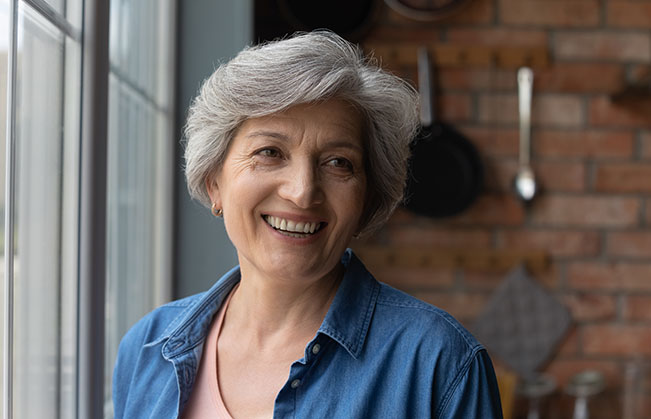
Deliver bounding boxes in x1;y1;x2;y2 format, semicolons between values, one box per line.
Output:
184;31;419;235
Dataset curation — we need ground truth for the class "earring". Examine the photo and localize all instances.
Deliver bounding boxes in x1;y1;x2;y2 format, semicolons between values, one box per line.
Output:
211;203;223;217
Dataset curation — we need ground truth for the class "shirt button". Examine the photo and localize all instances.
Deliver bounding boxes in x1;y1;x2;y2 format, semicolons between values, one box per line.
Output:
312;344;321;355
291;379;301;389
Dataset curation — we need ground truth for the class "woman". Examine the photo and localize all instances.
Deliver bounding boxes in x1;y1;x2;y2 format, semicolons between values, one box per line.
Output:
113;31;502;419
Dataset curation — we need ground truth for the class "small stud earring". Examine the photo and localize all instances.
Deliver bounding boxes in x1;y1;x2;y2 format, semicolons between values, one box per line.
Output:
211;203;223;217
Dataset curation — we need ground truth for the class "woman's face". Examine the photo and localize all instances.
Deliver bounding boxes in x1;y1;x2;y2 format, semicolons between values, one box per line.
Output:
207;99;366;283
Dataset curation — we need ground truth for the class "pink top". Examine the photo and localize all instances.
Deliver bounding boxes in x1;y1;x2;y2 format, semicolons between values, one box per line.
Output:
182;286;237;419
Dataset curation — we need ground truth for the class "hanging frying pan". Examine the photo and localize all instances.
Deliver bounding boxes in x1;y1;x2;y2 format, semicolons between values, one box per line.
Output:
404;48;483;218
277;0;380;41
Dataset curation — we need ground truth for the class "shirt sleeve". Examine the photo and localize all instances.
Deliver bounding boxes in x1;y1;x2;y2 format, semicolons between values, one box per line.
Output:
437;349;504;419
112;316;150;419
112;327;137;419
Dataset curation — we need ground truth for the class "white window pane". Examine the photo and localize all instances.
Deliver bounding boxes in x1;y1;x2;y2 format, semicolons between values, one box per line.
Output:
104;0;175;416
12;3;80;418
109;0;174;108
0;0;9;412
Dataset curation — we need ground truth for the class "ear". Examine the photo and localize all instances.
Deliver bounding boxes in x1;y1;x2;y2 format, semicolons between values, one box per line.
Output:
205;174;222;209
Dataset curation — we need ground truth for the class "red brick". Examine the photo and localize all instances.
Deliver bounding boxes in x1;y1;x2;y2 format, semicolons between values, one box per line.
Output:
535;130;635;159
556;328;579;356
608;231;651;258
641;131;651;160
607;1;651;29
629;64;651;81
500;230;601;258
446;194;525;226
372;267;455;291
481;158;517;192
555;32;651;62
364;26;443;44
439;0;494;25
383;0;493;26
462;271;505;290
483;159;586;193
568;262;651;291
536;161;587;192
414;291;488;321
534;63;625;93
446;28;548;46
531;196;640;227
562;293;617;321
583;324;651;356
544;359;622;387
386;226;492;247
479;94;583;128
464;264;560;289
499;0;600;27
457;126;518;158
630;396;651;419
590;96;651;128
624;295;651;321
387;207;418;225
440;93;472;122
595;163;651;193
439;68;516;91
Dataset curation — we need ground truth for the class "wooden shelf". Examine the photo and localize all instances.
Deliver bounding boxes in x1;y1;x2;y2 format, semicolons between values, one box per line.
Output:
353;246;550;274
363;43;550;69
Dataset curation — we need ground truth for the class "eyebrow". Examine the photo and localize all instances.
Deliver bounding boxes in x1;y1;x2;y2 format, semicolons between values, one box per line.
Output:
245;130;289;141
245;131;363;153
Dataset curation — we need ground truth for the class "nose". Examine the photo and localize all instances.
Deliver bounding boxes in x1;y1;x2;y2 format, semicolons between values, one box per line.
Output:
278;160;324;208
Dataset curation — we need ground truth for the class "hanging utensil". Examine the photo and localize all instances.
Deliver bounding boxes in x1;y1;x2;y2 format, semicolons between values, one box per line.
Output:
513;67;537;203
404;47;483;218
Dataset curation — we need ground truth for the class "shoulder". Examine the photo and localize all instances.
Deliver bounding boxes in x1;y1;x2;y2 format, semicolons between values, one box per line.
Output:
375;282;482;353
371;283;501;417
112;293;208;418
119;292;206;350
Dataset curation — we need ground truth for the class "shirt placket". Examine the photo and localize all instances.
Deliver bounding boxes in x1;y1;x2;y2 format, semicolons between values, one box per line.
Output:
273;339;325;418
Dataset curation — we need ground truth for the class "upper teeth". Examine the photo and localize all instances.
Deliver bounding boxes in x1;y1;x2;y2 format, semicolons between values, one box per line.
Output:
264;215;321;234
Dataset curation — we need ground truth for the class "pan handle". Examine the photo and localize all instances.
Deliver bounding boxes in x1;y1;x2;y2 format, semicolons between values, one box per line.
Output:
417;47;433;126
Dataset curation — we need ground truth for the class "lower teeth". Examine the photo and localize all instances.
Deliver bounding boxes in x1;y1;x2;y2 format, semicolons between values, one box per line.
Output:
278;230;309;238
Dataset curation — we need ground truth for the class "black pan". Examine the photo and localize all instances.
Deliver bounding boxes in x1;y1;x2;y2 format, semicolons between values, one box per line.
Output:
404;48;483;218
276;0;379;41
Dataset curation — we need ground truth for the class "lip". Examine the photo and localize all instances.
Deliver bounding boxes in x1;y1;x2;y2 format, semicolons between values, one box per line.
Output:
261;212;328;243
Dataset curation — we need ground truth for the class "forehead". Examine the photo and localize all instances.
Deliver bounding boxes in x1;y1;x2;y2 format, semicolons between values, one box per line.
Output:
236;100;364;148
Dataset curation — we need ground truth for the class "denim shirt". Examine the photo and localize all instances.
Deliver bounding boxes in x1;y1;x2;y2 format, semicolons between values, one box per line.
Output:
113;250;502;418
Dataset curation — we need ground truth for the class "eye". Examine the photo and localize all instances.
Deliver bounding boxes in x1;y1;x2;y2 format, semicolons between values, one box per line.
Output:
326;157;353;171
256;147;281;158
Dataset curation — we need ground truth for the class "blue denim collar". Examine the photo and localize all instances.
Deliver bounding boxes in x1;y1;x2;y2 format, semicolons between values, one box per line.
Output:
148;249;378;362
317;249;380;359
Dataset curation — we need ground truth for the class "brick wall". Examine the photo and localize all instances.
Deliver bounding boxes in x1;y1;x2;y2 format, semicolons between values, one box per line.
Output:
355;0;651;417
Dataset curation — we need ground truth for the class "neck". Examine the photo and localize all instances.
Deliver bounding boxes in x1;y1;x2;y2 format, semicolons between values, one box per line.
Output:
225;260;343;347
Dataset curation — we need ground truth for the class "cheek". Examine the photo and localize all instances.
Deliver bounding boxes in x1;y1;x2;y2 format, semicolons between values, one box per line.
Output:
339;182;367;226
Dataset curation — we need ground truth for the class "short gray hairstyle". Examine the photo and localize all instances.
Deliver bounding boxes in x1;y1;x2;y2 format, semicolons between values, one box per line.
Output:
184;31;419;235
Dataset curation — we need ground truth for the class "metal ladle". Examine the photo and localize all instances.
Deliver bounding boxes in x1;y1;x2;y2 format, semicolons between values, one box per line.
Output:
513;67;537;202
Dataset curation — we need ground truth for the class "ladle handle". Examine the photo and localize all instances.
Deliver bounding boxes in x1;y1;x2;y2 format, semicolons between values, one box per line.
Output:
518;67;534;167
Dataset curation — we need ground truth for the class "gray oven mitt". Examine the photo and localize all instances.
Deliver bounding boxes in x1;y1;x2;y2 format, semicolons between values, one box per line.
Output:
472;264;572;379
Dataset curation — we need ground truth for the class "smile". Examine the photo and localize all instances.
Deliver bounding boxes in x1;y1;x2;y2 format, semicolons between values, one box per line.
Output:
263;215;324;238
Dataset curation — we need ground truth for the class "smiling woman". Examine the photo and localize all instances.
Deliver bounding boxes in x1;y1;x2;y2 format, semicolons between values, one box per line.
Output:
112;31;503;419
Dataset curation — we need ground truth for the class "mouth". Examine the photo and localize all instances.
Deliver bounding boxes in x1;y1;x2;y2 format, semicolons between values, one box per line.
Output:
263;215;325;238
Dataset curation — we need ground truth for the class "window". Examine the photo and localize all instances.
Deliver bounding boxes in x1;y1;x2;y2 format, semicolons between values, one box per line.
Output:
1;0;175;417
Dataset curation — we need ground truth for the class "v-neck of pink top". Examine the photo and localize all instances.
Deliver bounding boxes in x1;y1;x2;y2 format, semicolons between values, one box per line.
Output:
182;286;237;419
